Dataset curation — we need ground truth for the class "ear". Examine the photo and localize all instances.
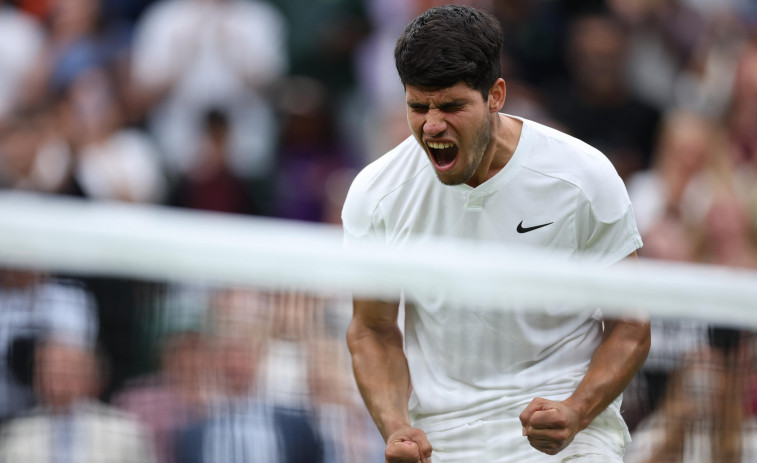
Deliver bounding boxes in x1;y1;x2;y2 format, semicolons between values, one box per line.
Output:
488;78;506;113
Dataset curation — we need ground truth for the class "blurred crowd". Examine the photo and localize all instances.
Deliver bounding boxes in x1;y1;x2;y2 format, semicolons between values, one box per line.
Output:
0;271;383;462
1;0;757;233
1;0;757;461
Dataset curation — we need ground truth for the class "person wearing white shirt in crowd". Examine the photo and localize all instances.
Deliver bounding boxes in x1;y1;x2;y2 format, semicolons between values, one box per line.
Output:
0;336;157;463
130;0;287;180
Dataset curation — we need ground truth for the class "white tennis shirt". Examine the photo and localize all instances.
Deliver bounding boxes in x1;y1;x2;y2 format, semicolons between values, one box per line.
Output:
342;116;643;432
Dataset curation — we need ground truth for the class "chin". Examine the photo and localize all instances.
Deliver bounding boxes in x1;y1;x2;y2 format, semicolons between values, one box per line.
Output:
434;170;469;186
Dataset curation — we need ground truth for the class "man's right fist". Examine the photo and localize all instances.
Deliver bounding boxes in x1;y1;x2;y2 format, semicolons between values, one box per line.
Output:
385;426;433;463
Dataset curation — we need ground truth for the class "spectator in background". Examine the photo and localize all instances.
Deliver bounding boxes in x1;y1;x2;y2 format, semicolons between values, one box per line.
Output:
0;105;77;195
266;0;370;173
616;0;708;111
0;72;164;203
625;337;757;463
695;192;757;269
176;297;324;463
0;0;44;125
546;11;660;180
355;0;415;161
627;110;723;239
22;0;131;110
730;39;757;231
0;271;97;423
63;67;167;203
267;0;368;95
490;0;569;89
0;0;164;203
307;337;384;463
169;108;258;214
671;10;745;119
0;336;157;462
114;330;210;463
260;291;325;409
727;38;757;185
272;77;355;223
624;110;728;430
617;0;748;118
130;0;287;184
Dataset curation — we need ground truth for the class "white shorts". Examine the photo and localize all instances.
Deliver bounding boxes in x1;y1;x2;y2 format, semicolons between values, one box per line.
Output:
424;407;630;463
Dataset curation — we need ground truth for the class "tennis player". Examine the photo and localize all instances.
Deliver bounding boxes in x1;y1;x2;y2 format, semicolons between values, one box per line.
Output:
342;5;650;463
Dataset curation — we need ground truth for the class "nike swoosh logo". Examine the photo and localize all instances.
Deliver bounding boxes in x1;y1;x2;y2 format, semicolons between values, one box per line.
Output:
517;221;554;233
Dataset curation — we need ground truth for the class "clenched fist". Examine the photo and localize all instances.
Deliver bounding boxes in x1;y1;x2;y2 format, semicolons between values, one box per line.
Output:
385;426;433;463
519;398;585;455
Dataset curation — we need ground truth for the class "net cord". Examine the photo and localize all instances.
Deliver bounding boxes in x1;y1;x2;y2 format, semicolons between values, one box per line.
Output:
0;192;754;328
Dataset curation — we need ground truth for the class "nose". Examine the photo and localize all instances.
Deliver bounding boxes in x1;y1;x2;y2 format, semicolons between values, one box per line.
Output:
423;110;447;136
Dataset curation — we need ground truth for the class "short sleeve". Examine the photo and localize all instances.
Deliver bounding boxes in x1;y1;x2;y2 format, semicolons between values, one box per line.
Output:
574;173;643;267
341;170;384;250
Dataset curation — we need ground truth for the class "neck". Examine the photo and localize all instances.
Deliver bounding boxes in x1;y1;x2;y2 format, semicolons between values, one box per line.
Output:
497;114;523;166
467;113;522;187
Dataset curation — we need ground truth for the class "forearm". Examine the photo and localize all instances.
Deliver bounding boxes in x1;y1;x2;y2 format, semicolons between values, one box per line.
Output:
564;318;651;429
347;300;412;440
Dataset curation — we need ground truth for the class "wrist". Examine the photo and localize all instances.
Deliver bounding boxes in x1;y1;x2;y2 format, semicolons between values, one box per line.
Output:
562;395;593;431
381;417;413;441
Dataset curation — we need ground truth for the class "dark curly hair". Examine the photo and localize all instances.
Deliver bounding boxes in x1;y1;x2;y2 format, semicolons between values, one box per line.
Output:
394;5;504;101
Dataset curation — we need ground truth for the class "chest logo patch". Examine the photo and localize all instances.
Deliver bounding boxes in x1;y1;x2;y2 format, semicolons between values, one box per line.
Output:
516;221;554;234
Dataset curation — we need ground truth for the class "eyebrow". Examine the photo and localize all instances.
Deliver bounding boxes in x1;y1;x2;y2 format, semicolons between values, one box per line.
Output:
407;99;468;110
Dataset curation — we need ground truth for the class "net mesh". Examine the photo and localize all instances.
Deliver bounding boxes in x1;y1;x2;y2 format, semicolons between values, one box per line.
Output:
0;192;756;462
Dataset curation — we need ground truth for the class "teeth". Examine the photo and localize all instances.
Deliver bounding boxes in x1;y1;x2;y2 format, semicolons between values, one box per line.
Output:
427;142;455;149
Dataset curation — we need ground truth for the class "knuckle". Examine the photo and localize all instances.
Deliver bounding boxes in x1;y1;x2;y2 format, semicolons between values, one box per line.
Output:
385;446;402;459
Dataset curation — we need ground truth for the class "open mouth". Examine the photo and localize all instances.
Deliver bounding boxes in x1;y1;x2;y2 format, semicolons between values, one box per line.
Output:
427;142;458;171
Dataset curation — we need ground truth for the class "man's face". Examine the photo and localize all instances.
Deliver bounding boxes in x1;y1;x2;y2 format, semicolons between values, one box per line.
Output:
217;338;259;396
406;82;493;186
35;342;96;410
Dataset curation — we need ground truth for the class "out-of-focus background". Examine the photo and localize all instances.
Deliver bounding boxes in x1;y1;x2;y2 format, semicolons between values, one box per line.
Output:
2;0;756;251
0;0;756;461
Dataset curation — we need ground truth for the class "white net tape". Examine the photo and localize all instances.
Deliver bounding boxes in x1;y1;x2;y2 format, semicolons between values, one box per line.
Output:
0;191;755;327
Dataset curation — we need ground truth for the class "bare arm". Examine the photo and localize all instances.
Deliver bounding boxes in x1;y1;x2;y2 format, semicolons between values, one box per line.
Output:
563;315;650;428
347;298;432;462
521;251;651;455
347;298;410;439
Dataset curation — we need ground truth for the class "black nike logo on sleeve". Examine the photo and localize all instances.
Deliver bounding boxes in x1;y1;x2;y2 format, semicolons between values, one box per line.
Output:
516;221;554;233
